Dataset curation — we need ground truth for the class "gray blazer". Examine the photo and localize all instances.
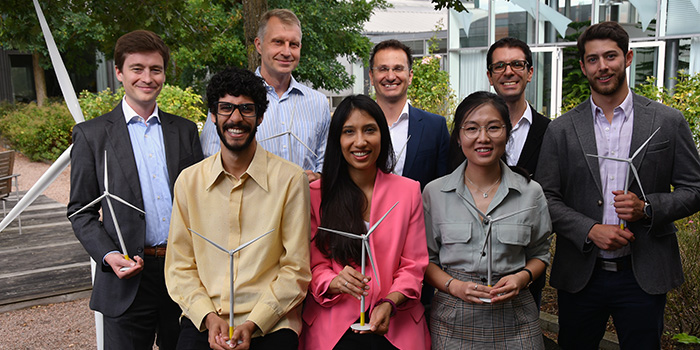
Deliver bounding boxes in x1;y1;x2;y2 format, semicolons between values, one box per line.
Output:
67;104;203;317
536;93;700;295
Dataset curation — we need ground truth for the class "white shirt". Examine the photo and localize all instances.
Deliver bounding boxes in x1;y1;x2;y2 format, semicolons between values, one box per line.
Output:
505;104;533;167
389;101;410;176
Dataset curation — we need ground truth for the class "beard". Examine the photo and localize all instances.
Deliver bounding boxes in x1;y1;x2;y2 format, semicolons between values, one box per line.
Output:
216;118;258;152
588;70;626;96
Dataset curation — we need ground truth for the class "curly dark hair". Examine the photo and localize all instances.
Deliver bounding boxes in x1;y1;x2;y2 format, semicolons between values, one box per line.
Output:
206;67;269;117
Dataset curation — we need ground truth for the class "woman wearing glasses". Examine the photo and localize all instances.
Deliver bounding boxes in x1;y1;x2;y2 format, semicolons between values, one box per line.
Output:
422;91;551;349
299;95;430;350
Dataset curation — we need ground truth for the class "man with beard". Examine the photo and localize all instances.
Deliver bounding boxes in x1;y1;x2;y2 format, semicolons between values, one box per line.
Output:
536;21;700;349
165;67;311;350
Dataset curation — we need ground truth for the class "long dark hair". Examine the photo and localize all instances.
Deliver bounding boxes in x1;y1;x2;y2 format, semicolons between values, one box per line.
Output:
315;95;395;266
447;91;530;180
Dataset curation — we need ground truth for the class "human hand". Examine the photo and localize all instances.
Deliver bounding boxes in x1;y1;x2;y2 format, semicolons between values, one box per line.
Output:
587;224;635;250
356;302;392;335
447;279;492;304
105;253;143;279
489;272;529;303
305;170;321;183
329;266;370;299
612;190;645;222
205;312;234;350
226;321;257;350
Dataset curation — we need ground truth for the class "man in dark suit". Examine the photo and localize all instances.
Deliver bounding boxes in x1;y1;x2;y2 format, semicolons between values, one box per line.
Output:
67;30;203;349
487;37;551;310
536;22;700;349
369;39;450;190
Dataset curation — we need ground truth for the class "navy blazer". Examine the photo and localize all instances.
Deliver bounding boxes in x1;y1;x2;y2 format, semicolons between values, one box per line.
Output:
402;105;450;190
67;104;203;317
536;93;700;295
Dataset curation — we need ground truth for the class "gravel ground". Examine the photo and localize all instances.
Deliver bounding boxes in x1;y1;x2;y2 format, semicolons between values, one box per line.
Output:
0;147;96;349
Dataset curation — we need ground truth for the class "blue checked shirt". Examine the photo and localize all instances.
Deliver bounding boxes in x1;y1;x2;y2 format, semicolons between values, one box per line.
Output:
199;68;330;173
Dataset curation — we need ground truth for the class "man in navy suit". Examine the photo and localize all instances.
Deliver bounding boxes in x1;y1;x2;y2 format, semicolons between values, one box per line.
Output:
369;40;450;311
369;39;450;190
68;30;203;349
487;37;551;310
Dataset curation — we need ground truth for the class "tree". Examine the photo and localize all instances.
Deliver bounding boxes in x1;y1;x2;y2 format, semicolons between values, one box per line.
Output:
243;0;268;71
431;0;468;12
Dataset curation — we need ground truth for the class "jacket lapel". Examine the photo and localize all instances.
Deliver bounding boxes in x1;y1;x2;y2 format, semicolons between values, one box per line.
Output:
159;111;180;192
402;105;423;177
517;107;547;170
571;102;603;196
105;105;142;205
629;94;655;175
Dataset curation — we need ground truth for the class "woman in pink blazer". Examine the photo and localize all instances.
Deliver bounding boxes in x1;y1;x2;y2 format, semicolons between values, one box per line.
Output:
299;95;430;350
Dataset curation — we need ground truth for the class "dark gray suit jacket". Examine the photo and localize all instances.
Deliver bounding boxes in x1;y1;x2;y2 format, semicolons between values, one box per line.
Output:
67;104;203;317
536;93;700;295
402;105;450;190
517;106;550;177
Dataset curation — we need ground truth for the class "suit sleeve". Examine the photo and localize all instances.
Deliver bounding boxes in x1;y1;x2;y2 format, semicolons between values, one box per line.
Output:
436;117;451;178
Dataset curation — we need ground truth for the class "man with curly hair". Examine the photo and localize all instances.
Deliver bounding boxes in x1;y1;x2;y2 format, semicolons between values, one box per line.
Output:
165;67;311;350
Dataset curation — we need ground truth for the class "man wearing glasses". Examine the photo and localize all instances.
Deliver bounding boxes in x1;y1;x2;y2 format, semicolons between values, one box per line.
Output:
165;67;311;350
369;39;450;190
199;9;330;183
486;37;551;312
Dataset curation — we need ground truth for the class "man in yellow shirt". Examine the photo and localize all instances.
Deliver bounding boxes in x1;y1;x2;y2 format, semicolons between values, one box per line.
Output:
165;67;311;350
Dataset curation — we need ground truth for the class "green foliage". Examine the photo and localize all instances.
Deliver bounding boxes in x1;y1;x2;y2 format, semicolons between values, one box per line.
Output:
0;85;206;161
666;213;700;338
560;21;591;114
0;102;74;162
431;0;468;12
673;333;700;345
634;72;700;148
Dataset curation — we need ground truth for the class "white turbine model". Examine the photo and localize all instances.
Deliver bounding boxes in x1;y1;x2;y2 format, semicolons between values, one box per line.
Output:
392;135;411;175
461;200;536;303
68;151;145;267
188;227;273;345
586;127;660;229
258;108;316;165
317;201;398;330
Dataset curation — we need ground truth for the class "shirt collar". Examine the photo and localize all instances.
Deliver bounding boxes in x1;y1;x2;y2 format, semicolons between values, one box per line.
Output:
589;88;633;122
255;67;304;97
205;144;269;192
441;160;524;196
399;101;410;121
121;98;160;124
517;104;533;127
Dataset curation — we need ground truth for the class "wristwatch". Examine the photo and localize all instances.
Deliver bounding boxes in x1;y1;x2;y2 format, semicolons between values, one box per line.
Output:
643;200;653;220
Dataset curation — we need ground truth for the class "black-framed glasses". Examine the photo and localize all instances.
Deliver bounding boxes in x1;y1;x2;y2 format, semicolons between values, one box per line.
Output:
488;60;529;73
460;124;506;139
372;65;407;74
215;102;257;117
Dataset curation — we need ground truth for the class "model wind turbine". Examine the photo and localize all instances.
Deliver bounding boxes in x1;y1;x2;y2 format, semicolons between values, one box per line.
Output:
69;151;144;267
586;127;660;229
258;108;316;165
392;135;411;175
0;0;86;233
317;201;399;331
188;227;273;345
462;201;536;303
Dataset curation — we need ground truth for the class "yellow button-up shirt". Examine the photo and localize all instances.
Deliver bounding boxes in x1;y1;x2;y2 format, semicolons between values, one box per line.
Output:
165;145;311;337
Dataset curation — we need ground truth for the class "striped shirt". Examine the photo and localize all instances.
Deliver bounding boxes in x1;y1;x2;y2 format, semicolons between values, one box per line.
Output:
199;69;331;173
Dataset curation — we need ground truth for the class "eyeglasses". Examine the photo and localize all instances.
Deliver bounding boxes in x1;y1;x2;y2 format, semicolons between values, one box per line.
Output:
488;60;529;73
372;65;407;74
460;124;506;139
215;102;257;118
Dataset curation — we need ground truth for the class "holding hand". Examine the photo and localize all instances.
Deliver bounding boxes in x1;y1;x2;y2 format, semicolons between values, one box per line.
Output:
447;279;493;304
105;253;143;279
330;265;370;300
612;190;645;222
588;224;635;251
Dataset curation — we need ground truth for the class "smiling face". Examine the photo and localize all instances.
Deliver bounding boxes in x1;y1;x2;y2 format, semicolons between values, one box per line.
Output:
341;109;382;176
580;38;633;98
255;16;301;80
459;103;508;170
116;51;165;116
213;94;261;154
487;46;532;103
369;48;413;104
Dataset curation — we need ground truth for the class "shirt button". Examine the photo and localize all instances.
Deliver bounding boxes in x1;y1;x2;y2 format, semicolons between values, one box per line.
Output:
162;217;166;222
605;127;610;131
597;200;603;206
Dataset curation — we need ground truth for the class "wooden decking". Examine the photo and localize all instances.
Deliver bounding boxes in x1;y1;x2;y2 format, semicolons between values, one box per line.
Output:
0;192;92;309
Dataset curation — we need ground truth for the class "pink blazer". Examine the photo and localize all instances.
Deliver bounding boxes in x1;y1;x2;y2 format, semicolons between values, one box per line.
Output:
299;171;430;350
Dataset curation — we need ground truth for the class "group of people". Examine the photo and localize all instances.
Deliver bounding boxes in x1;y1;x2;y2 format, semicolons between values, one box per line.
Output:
66;7;700;350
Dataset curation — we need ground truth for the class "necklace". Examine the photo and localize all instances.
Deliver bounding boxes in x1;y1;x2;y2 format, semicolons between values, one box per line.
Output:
465;175;501;198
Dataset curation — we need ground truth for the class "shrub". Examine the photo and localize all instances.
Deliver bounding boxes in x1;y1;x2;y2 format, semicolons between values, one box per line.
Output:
0;102;74;162
666;213;700;337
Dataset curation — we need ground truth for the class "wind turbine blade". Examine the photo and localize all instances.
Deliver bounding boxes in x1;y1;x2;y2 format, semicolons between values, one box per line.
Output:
367;201;399;236
259;132;289;142
631;127;661;159
232;229;274;253
32;0;85;124
108;194;145;214
586;154;629;162
0;146;71;232
105;196;129;257
317;227;361;240
627;164;647;200
290;133;318;157
364;240;381;289
395;135;411;162
188;228;229;253
103;150;108;189
68;193;108;219
491;206;537;222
